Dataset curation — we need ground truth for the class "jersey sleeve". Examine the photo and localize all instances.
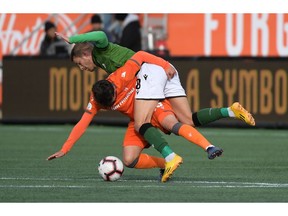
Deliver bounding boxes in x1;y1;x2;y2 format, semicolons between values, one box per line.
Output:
113;60;141;82
60;94;100;154
60;112;93;154
130;51;170;70
69;31;109;48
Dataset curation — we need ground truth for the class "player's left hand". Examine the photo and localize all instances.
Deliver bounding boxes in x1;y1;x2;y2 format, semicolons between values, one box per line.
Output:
55;32;71;44
47;151;65;161
165;64;176;79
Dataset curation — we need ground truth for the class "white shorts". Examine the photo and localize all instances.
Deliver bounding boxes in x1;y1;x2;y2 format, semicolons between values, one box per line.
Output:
135;63;186;100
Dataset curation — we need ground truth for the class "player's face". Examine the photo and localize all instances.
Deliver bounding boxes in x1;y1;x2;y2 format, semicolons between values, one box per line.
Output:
73;54;95;72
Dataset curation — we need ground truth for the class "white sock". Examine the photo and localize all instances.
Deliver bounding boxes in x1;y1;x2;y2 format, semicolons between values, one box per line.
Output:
206;145;215;151
165;152;176;162
227;107;236;117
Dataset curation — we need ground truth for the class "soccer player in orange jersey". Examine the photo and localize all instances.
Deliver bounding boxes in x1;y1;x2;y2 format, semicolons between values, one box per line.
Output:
47;52;225;182
55;31;255;181
47;51;255;182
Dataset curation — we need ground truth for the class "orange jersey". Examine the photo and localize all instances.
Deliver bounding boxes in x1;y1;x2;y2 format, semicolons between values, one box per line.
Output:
87;62;175;128
86;62;138;120
86;51;170;119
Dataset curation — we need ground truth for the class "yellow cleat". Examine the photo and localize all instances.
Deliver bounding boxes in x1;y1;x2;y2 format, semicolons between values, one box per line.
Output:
161;154;183;183
230;102;255;126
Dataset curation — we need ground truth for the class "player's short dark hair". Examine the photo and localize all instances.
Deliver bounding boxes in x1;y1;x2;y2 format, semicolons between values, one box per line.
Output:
70;42;94;62
92;80;115;107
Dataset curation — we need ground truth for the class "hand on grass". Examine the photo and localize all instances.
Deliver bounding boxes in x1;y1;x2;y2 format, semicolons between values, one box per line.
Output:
47;151;65;161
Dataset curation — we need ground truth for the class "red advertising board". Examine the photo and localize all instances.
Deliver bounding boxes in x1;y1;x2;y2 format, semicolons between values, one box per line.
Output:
0;14;92;59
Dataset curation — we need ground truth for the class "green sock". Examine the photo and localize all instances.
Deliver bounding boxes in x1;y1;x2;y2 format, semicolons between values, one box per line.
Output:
220;108;229;117
194;108;228;126
142;126;174;158
161;146;174;158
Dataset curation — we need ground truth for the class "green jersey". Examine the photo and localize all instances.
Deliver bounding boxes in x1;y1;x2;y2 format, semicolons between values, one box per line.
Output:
69;31;135;74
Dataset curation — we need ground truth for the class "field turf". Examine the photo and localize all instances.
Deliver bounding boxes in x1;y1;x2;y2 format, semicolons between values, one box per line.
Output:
0;124;288;203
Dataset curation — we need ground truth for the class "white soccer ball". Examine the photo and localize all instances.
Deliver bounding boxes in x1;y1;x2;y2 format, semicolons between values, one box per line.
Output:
98;156;124;181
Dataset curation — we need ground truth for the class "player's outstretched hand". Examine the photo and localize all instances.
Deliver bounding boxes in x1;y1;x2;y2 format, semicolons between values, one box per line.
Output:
165;64;176;80
55;32;71;44
47;151;65;161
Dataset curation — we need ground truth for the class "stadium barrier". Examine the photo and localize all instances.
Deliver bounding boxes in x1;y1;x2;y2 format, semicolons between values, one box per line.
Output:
2;56;288;128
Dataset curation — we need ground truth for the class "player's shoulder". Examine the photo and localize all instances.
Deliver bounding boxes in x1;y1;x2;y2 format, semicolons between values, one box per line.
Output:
85;92;100;114
109;67;128;81
87;93;96;108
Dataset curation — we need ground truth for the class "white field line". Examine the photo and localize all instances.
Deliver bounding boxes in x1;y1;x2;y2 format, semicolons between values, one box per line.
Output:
0;184;287;189
0;177;288;188
0;185;90;188
0;177;83;181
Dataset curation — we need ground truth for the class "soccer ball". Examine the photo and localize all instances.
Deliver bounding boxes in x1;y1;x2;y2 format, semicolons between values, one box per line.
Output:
98;156;124;181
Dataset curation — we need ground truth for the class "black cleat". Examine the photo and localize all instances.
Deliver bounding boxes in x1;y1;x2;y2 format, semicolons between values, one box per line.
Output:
207;146;223;159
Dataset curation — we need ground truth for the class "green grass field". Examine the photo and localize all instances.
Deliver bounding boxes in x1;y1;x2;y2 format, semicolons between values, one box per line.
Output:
0;124;288;202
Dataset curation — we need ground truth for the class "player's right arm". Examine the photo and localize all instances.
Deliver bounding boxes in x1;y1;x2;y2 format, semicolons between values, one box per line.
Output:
47;94;100;161
130;51;176;79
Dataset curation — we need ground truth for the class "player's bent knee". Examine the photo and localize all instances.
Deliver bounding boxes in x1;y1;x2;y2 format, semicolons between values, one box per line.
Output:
134;114;154;132
181;117;194;125
138;123;153;136
192;112;201;127
134;121;150;132
134;123;141;132
123;156;139;168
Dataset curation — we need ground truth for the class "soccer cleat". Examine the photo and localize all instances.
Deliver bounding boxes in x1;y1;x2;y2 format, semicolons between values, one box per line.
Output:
207;146;223;160
161;154;183;183
230;102;255;126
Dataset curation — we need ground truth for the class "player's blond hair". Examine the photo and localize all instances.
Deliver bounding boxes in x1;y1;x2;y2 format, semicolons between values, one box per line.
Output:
70;42;94;61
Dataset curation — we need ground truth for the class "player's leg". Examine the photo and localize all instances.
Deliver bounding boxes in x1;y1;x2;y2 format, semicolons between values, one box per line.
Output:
169;97;255;127
122;122;165;169
152;101;223;159
192;102;255;126
162;69;194;125
136;119;183;182
122;145;167;181
164;67;255;126
123;146;165;169
164;73;231;127
134;99;175;161
134;64;183;182
168;97;194;125
170;121;223;159
133;99;159;132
